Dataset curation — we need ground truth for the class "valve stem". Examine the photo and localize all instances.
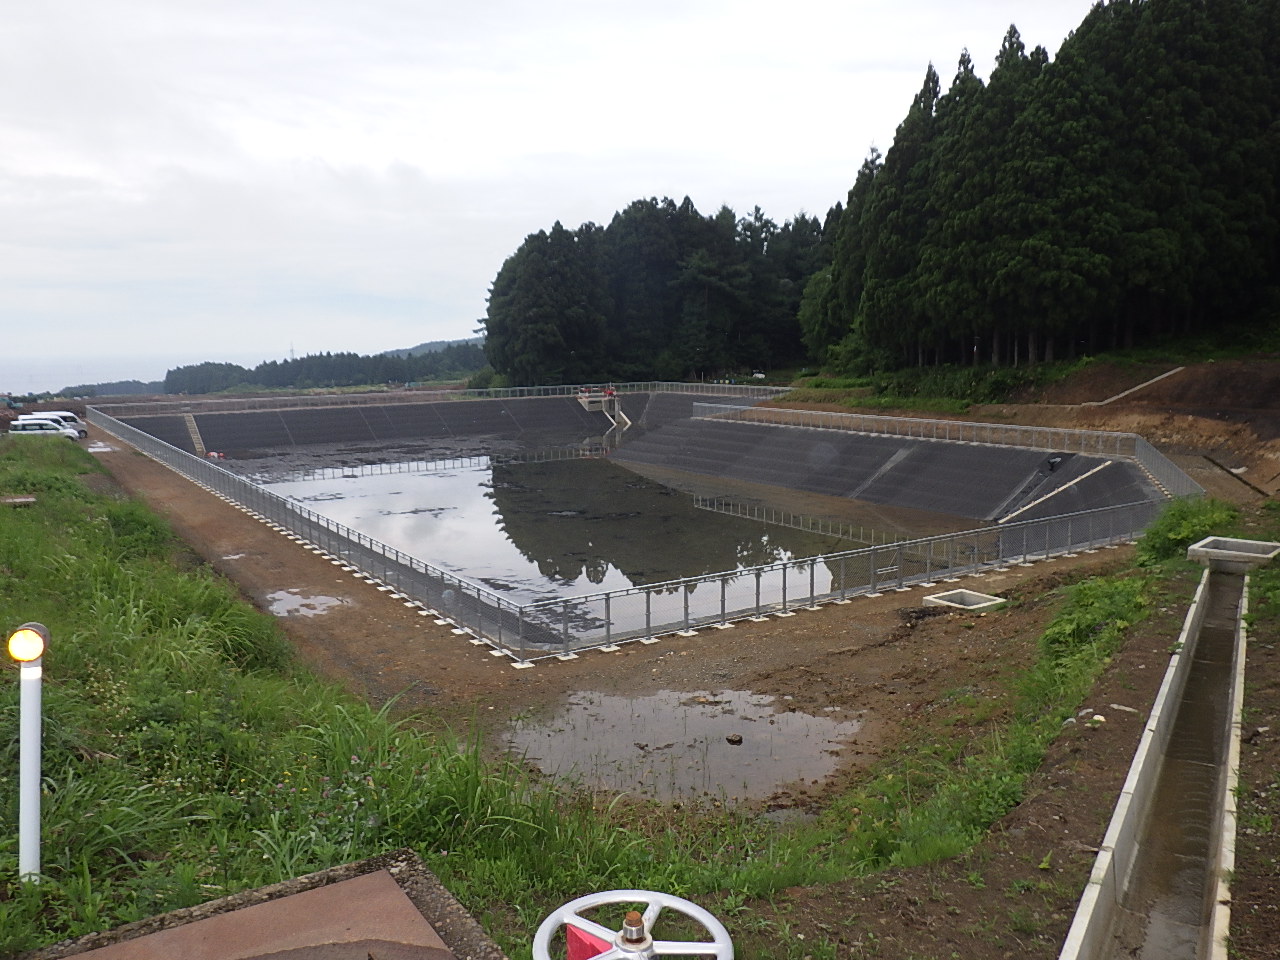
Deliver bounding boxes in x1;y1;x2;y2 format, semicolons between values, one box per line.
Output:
622;910;646;943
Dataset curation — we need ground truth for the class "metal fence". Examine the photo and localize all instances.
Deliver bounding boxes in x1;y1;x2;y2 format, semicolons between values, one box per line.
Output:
694;497;906;546
695;403;1205;498
1133;436;1203;499
90;381;788;418
89;398;1183;665
695;403;1138;455
254;442;611;484
508;499;1164;658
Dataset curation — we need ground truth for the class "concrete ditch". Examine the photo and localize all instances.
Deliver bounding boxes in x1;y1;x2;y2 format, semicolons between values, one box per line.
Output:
1058;538;1278;959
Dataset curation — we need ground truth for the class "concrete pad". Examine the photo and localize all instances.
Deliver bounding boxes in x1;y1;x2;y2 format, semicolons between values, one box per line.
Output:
64;872;448;960
21;850;505;960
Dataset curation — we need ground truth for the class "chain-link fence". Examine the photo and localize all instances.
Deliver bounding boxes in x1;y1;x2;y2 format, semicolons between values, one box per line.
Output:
509;499;1162;658
694;497;906;545
255;442;612;484
89;401;1182;665
695;403;1133;456
695;403;1204;499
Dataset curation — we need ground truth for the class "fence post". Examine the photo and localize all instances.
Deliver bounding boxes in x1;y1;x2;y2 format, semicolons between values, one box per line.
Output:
869;547;878;593
605;595;612;647
808;561;816;607
682;586;690;632
720;577;728;626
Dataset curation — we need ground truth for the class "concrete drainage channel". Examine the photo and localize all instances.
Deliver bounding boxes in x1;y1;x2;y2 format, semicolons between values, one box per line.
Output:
1059;537;1279;960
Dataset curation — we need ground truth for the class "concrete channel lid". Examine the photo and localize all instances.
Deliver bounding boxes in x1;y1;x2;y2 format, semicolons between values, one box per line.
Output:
18;850;507;960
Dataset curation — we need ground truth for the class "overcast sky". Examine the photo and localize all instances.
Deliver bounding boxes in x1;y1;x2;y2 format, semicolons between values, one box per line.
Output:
1;1;1096;394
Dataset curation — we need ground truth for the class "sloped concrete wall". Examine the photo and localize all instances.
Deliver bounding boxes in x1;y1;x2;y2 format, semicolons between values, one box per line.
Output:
607;418;1157;522
121;396;615;455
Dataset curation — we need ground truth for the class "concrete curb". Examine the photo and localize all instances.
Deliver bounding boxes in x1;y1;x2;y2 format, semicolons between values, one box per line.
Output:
1205;578;1248;960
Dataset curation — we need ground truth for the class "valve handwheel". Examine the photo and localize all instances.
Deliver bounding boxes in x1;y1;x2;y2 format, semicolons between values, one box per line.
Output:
533;889;733;960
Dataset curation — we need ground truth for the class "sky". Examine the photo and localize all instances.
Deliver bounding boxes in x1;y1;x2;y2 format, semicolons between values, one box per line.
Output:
1;1;1097;395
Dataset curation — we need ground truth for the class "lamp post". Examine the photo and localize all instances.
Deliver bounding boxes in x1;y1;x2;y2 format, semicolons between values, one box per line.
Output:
8;621;48;883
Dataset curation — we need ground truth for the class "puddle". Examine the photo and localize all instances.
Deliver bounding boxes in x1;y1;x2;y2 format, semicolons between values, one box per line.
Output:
265;589;349;618
504;689;863;803
86;442;116;453
222;553;247;560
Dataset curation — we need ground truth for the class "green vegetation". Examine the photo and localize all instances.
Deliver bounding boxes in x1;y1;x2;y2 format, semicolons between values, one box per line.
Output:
484;204;827;385
481;0;1279;388
163;340;487;394
0;441;648;955
1243;500;1280;631
0;440;1203;957
814;576;1149;873
54;379;165;400
1136;497;1241;565
787;362;1058;411
812;0;1279;372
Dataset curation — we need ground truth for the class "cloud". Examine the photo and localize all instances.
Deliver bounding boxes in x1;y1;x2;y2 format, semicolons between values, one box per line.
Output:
0;0;1095;393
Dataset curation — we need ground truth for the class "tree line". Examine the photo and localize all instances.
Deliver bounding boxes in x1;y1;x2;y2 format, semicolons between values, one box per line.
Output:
808;0;1279;370
483;200;833;384
483;0;1279;384
162;342;487;395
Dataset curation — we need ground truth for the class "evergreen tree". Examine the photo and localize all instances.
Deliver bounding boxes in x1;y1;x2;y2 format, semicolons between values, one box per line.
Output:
856;65;941;364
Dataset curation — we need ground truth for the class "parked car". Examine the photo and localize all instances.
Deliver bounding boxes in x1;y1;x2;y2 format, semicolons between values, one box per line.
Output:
18;411;88;437
7;418;80;440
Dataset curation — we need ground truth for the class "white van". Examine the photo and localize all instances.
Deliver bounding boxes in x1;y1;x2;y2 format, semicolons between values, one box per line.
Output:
7;418;81;440
19;411;87;437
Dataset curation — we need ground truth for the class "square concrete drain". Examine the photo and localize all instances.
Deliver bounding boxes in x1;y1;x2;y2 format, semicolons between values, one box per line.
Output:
1187;536;1280;573
923;588;1007;612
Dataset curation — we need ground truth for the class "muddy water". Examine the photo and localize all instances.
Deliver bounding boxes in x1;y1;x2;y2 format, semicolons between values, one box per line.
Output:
505;689;863;803
260;457;851;604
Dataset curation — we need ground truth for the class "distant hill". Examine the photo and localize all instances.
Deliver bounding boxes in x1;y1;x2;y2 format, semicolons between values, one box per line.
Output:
47;338;487;398
383;336;483;358
59;379;165;398
163;340;488;394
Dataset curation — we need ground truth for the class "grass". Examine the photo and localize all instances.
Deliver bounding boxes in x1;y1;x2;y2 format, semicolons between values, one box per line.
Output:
786;323;1280;410
0;438;1222;958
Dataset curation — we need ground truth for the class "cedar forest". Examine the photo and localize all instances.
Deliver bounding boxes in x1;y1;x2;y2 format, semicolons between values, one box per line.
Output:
481;0;1280;385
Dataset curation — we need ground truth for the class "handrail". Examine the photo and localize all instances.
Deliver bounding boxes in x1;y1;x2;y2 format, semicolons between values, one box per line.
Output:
89;381;790;417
